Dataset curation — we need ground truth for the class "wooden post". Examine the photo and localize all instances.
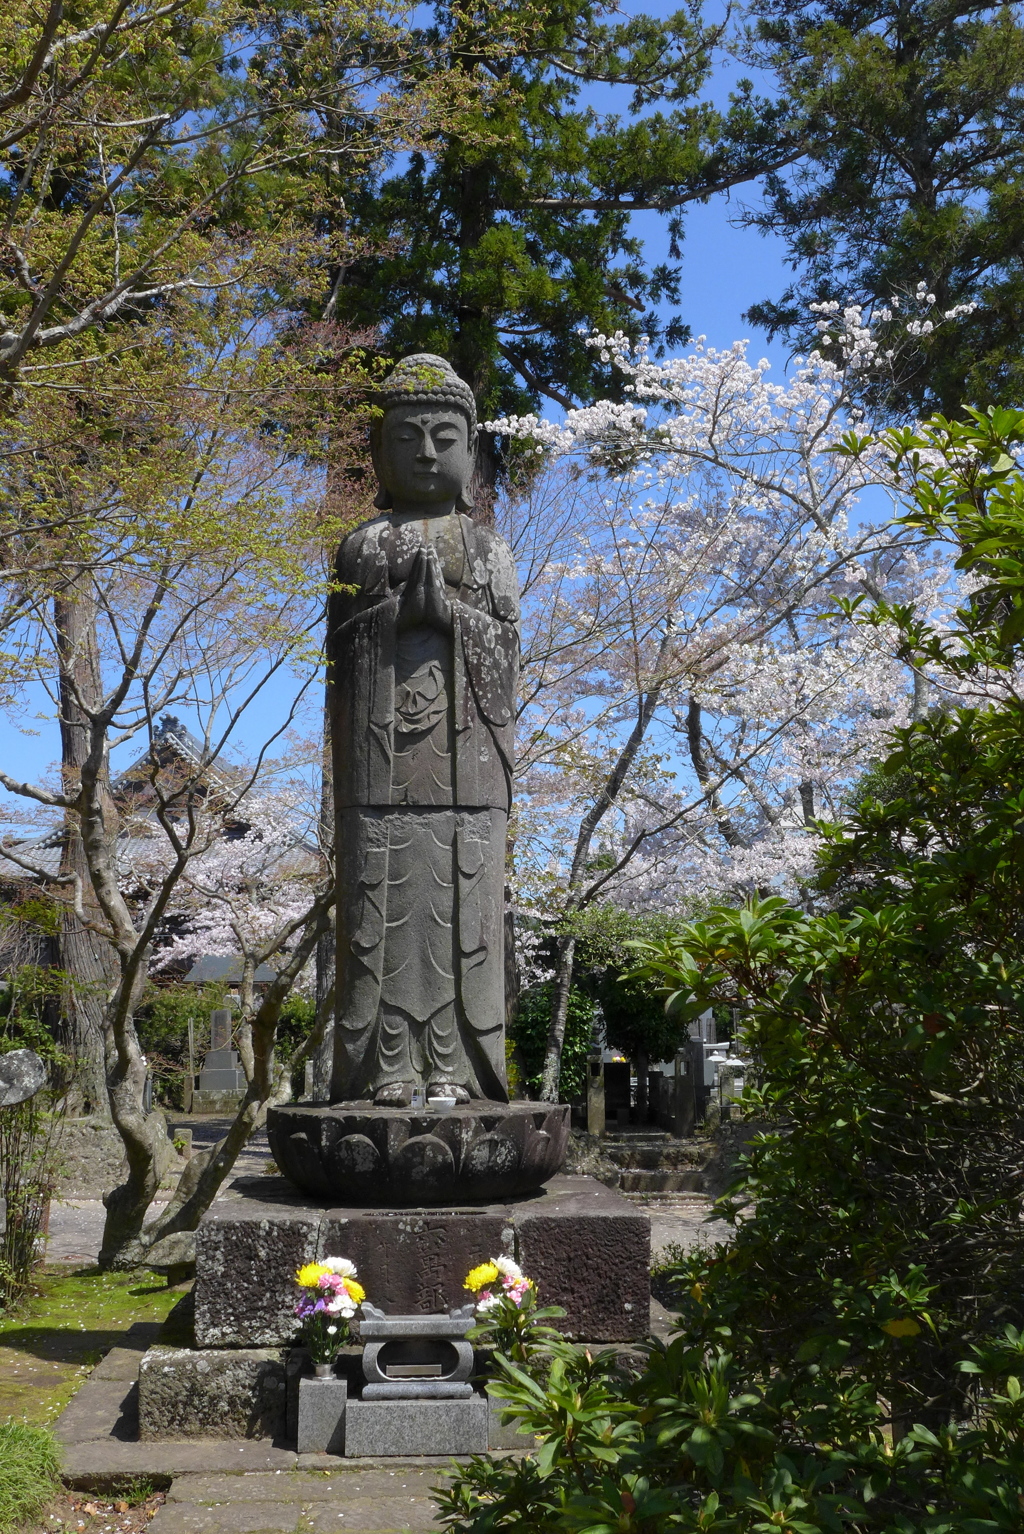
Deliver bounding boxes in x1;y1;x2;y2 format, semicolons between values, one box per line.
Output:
184;1018;195;1114
673;1049;696;1138
586;1056;605;1137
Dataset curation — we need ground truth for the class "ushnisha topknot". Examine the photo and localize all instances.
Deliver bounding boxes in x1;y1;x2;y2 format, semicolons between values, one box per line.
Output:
377;353;477;434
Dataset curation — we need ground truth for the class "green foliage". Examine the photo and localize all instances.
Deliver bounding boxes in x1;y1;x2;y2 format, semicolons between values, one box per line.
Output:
438;1324;1024;1531
0;1421;60;1534
598;972;688;1067
135;983;227;1057
0;895;61;941
438;412;1024;1529
511;984;594;1101
504;1037;520;1098
0;995;67;1313
327;0;794;440
276;995;316;1058
134;984;228;1108
746;0;1024;416
468;1283;566;1367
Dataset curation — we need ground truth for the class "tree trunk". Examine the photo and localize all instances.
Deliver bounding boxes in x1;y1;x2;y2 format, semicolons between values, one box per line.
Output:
540;934;575;1102
539;629;675;1098
53;588;118;1117
470;428;498;528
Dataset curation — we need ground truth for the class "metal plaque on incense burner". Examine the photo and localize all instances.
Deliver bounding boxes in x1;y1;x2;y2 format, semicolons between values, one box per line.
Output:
358;1302;476;1400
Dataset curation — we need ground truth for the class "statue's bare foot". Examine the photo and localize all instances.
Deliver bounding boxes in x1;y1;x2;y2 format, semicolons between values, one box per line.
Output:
375;1082;413;1106
427;1082;470;1103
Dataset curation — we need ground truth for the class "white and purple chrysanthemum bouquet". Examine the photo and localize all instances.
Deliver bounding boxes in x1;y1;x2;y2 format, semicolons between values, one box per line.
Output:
294;1256;366;1365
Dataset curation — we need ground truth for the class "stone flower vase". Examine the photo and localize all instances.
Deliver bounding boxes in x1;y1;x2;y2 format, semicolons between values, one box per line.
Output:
298;1369;348;1453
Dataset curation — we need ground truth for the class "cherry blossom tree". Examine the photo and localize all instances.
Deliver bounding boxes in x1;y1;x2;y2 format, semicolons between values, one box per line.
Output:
493;298;967;1096
0;293;372;1266
144;786;328;1078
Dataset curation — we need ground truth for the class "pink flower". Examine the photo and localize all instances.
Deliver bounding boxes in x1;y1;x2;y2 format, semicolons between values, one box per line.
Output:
501;1274;532;1306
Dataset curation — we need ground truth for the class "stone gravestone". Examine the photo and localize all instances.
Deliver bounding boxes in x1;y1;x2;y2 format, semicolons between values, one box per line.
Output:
210;1009;231;1051
194;1008;246;1111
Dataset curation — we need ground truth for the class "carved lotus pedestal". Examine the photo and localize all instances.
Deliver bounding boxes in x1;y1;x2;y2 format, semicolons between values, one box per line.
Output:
266;1100;571;1205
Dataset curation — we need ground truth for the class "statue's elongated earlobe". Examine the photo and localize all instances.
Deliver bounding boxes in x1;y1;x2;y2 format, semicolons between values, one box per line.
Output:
374;486;393;509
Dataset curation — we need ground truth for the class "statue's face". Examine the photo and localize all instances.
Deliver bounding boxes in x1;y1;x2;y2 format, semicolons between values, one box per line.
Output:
378;405;473;509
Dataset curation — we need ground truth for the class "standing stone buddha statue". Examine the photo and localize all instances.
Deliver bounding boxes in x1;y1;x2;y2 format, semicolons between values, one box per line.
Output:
327;355;519;1106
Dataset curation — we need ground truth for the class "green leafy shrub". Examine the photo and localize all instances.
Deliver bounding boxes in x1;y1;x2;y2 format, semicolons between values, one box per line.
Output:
0;1421;61;1533
510;985;594;1101
0;985;67;1311
437;412;1024;1530
439;1325;1024;1531
134;983;229;1107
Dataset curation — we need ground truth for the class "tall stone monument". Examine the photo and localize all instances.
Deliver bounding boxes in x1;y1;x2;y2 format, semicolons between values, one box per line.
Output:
140;362;648;1458
269;355;568;1203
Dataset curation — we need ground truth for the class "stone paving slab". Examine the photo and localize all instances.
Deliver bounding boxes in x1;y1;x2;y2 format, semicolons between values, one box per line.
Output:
55;1380;137;1444
152;1470;450;1534
92;1348;151;1381
150;1502;304;1534
307;1498;440;1532
167;1472;446;1504
62;1440;300;1484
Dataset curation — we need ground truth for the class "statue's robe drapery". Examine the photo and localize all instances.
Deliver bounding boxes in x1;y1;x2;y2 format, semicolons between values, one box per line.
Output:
328;511;519;1103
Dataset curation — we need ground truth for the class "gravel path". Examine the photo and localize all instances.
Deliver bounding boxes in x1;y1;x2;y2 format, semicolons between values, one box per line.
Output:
46;1118;274;1266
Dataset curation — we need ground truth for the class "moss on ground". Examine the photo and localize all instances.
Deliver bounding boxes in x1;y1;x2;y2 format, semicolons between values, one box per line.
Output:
0;1268;182;1424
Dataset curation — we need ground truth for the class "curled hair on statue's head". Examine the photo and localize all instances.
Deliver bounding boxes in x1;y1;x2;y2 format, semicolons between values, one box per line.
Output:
371;353;477;511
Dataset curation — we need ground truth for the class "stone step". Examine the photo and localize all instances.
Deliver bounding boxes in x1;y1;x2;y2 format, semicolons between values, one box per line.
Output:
601;1128;673;1142
602;1143;713;1171
617;1169;706;1193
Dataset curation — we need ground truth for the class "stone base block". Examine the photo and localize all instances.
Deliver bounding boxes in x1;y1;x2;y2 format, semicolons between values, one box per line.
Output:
296;1374;347;1454
138;1346;287;1440
191;1089;245;1113
343;1396;488;1457
488;1401;537;1451
362;1381;472;1399
195;1175;649;1346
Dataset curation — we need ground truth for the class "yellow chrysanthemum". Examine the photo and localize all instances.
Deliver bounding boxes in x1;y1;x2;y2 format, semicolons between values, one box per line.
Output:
344;1278;366;1304
296;1262;329;1288
882;1318;921;1338
465;1262;500;1293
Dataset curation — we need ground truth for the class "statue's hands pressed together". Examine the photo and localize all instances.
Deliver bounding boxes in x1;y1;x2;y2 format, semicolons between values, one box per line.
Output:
397;545;452;633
